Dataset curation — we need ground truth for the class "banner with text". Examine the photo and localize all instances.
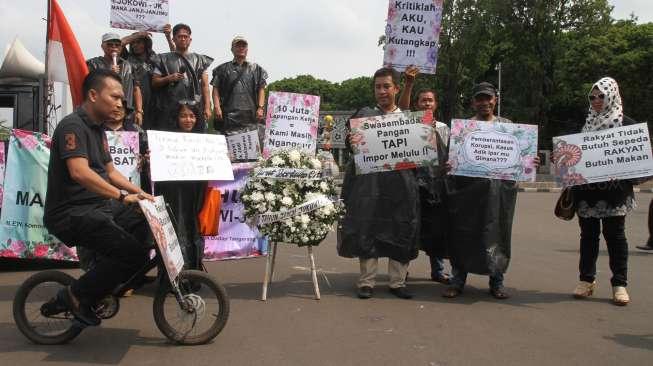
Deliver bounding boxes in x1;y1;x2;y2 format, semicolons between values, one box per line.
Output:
226;129;260;161
0;130;76;261
350;111;438;174
264;91;320;157
106;131;140;186
383;0;443;74
0;141;5;208
139;196;184;280
203;163;268;261
147;130;233;182
448;119;539;181
110;0;169;32
552;123;653;187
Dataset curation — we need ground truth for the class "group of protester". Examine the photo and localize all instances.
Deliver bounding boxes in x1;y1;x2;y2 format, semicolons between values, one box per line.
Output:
75;24;269;274
42;22;649;326
339;67;649;307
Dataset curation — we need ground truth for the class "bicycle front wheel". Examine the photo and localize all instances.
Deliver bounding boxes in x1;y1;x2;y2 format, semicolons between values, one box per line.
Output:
153;270;229;345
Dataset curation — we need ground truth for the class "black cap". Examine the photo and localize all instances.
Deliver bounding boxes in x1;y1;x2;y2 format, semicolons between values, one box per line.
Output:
472;82;497;98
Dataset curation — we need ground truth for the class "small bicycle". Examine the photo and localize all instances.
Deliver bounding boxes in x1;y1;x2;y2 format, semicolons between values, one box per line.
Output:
12;245;229;345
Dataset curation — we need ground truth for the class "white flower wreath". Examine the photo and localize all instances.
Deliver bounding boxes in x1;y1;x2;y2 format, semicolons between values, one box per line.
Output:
241;150;344;246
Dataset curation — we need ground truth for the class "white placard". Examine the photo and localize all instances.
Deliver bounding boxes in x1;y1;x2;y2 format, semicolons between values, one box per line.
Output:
263;91;320;157
226;129;260;161
139;196;184;281
552;123;653;187
147;130;234;182
106;131;140;186
110;0;169;32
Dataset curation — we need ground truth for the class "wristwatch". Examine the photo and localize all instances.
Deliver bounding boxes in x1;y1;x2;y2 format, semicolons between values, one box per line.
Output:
118;189;129;202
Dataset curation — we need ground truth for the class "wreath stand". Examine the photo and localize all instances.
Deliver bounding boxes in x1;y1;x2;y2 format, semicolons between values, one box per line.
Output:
261;242;321;301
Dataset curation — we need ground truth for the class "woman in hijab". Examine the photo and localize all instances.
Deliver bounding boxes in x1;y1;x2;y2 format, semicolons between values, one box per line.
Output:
567;77;637;306
155;101;208;270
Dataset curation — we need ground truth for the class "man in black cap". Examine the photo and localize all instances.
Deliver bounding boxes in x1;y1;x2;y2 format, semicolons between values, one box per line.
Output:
211;36;268;153
86;33;143;125
443;82;537;300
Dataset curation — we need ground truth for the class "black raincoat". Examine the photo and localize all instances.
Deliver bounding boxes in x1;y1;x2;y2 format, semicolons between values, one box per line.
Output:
337;107;420;263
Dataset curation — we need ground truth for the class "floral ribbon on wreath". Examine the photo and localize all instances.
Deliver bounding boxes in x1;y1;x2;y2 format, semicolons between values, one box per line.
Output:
253;167;323;180
257;194;334;225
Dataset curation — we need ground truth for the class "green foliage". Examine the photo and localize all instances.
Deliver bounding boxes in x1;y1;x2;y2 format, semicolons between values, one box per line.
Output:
267;1;651;148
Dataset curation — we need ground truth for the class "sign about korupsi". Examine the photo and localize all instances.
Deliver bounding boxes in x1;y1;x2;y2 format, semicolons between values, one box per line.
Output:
110;0;169;32
147;130;234;182
552;123;653;187
383;0;443;74
448;119;539;182
350;111;438;174
264;92;320;158
106;131;140;186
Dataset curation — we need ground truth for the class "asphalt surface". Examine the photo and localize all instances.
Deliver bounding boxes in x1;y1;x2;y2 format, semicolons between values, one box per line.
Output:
1;193;652;366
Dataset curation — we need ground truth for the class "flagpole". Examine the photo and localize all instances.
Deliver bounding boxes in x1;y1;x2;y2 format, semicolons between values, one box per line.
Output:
43;0;51;134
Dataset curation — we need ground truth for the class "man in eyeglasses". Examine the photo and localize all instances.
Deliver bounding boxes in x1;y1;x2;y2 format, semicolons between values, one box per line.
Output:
151;23;213;131
86;33;143;126
211;36;268;156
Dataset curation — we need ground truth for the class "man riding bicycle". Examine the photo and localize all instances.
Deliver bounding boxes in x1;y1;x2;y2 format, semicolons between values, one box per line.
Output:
44;69;155;326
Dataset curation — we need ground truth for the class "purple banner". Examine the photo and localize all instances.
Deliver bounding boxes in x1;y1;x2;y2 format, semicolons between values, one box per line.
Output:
203;163;268;261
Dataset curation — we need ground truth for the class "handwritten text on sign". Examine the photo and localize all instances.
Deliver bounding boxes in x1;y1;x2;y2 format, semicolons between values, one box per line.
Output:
106;131;140;186
226;129;260;161
264;92;320;157
139;196;184;280
350;111;438;175
147;130;233;182
383;0;443;74
110;0;169;32
448;119;539;182
552;123;653;187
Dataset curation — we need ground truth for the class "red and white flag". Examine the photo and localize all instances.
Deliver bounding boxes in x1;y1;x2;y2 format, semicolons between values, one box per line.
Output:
47;0;88;107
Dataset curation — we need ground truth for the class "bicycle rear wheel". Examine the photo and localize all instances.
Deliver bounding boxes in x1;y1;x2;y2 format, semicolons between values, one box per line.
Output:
13;270;83;345
153;270;229;345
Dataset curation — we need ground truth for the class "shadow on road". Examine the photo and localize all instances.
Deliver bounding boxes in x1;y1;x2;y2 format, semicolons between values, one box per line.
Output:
604;333;653;351
0;322;174;365
556;249;653;257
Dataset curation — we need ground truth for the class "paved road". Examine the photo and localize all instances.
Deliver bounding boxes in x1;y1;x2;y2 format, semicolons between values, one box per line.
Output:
1;193;652;366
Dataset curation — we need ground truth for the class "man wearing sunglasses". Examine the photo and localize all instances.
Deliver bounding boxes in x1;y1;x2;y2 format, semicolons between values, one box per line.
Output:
86;33;143;126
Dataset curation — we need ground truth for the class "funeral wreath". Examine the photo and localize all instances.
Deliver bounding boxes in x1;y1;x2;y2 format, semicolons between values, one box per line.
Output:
241;149;344;246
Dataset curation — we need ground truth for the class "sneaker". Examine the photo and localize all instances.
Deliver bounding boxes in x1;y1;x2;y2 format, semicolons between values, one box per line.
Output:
357;286;373;299
389;287;413;299
573;281;596;299
612;286;630;306
57;287;101;326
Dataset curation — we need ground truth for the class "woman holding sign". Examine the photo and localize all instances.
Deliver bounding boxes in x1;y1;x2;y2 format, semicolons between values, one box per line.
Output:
564;77;637;306
155;101;208;270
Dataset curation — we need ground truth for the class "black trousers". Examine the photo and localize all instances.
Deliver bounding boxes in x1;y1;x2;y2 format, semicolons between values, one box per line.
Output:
647;198;653;245
48;200;150;304
578;216;628;287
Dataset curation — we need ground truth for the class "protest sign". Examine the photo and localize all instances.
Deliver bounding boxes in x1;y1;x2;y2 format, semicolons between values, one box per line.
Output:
110;0;169;32
147;130;233;182
383;0;444;74
203;163;268;261
139;196;184;280
226;129;260;161
349;111;438;174
552;123;653;187
106;131;140;186
0;130;76;261
264;92;320;157
448;119;539;182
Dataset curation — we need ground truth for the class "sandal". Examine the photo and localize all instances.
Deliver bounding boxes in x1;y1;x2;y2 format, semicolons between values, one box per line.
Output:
490;286;510;300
